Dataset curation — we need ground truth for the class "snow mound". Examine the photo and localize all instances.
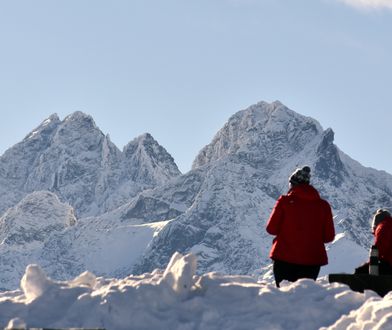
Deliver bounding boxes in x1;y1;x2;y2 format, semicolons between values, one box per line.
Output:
5;317;26;330
0;252;389;330
161;252;197;298
324;292;392;329
20;264;53;302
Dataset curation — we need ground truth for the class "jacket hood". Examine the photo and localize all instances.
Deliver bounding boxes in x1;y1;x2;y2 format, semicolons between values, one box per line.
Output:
287;184;320;200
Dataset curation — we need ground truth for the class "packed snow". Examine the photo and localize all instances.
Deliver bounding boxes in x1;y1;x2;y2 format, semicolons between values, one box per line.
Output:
321;232;368;277
0;252;391;330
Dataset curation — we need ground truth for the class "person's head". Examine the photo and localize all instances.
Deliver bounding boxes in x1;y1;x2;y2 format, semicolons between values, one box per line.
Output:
372;208;391;233
289;166;311;188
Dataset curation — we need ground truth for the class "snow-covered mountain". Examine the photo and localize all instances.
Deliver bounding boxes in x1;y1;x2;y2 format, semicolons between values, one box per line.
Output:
128;101;391;276
0;101;391;290
0;112;181;217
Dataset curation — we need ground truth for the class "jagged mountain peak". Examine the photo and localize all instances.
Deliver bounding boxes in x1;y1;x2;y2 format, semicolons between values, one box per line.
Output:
53;111;103;144
232;100;322;131
124;132;157;150
37;113;61;128
138;132;154;141
317;128;335;153
64;111;95;124
23;113;60;141
21;112;99;147
123;132;181;184
0;112;181;217
124;133;156;159
193;101;324;169
124;132;174;163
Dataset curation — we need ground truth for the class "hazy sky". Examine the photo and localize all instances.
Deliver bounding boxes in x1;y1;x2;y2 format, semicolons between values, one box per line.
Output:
0;0;391;173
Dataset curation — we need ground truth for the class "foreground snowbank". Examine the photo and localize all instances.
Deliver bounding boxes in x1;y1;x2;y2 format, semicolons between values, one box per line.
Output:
0;253;391;330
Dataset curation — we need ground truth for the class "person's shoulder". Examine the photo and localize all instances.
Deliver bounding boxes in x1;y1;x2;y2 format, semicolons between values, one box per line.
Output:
318;197;332;209
379;217;392;230
318;197;330;204
276;194;290;204
375;220;392;236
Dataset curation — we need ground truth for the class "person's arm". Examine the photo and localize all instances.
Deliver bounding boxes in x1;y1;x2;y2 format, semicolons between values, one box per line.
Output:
375;222;392;257
266;196;285;236
323;202;335;243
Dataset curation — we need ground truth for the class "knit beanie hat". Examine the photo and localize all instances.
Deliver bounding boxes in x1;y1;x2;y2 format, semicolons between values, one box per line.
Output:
372;208;391;233
289;166;311;186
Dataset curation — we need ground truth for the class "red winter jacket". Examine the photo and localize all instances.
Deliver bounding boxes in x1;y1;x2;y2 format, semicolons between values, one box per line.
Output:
374;217;392;266
266;184;335;266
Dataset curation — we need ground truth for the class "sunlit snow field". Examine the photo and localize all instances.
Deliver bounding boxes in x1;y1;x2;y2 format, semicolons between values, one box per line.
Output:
1;252;391;330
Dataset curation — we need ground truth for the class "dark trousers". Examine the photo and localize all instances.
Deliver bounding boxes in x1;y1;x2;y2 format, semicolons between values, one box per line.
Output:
355;260;392;275
273;259;321;288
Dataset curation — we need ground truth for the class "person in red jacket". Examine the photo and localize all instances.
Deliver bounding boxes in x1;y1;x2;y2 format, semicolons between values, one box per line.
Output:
266;166;335;287
355;209;392;275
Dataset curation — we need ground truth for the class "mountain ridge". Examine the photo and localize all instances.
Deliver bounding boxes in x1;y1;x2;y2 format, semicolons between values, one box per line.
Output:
0;112;181;218
0;101;391;290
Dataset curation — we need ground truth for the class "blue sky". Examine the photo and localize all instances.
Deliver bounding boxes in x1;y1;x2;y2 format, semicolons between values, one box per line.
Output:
0;0;391;173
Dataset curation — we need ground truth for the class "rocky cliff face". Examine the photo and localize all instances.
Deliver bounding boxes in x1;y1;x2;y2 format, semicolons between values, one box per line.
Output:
0;112;181;217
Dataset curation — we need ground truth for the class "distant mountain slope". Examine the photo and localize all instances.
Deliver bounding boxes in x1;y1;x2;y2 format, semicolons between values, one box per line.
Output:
0;112;180;217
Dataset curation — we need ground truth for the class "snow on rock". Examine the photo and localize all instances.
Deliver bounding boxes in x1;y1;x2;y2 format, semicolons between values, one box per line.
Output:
193;100;323;169
0;252;385;330
0;191;76;245
0;191;77;290
0;112;181;218
36;219;171;285
0;203;170;291
123;133;181;186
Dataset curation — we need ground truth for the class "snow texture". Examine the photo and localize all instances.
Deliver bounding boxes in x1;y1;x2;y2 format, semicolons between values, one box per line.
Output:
0;252;388;330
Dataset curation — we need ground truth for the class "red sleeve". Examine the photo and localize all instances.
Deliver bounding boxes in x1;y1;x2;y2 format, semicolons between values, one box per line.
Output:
323;201;335;243
375;222;392;257
266;196;285;236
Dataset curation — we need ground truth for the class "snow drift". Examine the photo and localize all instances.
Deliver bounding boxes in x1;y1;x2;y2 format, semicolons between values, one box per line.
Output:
0;252;391;330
